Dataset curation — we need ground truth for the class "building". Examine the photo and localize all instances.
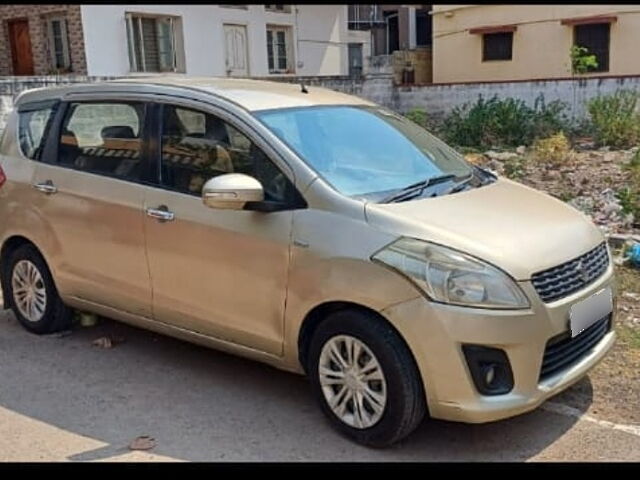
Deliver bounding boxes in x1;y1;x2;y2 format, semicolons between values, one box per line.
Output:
0;4;363;77
432;4;640;84
348;4;433;56
347;4;433;85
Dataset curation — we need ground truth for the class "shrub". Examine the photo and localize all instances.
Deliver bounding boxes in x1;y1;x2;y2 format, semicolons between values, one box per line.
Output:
617;187;639;218
531;95;572;140
532;132;572;165
502;156;527;180
587;90;640;148
404;107;428;128
441;94;570;150
618;149;640;221
570;45;598;75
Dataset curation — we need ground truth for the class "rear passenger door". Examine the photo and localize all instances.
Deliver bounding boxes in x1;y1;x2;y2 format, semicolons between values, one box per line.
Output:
31;99;153;317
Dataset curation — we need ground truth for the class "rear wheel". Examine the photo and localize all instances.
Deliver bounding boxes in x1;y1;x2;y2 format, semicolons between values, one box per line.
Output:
5;244;73;334
307;309;426;447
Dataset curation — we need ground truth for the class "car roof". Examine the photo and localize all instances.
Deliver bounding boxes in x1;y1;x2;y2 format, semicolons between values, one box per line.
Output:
14;76;375;112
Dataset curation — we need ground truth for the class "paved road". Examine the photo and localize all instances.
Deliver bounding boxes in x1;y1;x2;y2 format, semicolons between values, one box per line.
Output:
1;308;639;462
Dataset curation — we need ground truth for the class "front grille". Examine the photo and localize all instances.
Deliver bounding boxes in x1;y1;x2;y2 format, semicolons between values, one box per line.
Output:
539;315;611;381
531;243;609;303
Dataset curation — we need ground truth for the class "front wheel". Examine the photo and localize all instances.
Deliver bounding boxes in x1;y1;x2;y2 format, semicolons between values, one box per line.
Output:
307;309;426;447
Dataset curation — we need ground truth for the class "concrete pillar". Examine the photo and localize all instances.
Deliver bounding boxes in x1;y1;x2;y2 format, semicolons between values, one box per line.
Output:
408;7;416;50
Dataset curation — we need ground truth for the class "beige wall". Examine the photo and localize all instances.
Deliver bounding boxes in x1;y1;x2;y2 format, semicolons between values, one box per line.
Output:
432;4;640;83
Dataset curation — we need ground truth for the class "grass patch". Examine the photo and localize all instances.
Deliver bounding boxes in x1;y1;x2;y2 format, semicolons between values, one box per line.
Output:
617;324;640;350
616;265;640;294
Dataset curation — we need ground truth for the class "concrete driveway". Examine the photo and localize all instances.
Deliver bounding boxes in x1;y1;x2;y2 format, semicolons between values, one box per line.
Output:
1;307;639;462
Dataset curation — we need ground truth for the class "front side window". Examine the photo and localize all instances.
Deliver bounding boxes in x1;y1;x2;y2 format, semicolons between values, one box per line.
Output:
160;104;294;202
255;106;474;198
266;25;293;73
18;106;55;160
126;13;183;72
46;16;71;72
58;102;145;182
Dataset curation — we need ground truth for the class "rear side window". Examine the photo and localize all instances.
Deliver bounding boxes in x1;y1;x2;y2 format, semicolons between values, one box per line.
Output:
58;102;146;182
18;107;55;160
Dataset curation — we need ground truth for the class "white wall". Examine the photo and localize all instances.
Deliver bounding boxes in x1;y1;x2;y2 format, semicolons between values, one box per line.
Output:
80;4;350;77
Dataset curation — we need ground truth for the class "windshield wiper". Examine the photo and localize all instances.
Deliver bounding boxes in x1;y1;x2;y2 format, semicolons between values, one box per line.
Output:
439;173;475;196
381;174;457;203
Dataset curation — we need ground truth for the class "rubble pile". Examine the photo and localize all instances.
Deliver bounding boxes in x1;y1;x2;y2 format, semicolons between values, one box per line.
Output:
466;146;639;237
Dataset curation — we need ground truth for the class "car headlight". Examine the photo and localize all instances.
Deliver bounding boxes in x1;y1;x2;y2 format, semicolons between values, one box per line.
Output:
372;238;530;309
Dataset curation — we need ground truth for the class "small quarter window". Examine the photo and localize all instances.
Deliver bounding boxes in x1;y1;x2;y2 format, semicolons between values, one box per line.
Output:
18;106;55;160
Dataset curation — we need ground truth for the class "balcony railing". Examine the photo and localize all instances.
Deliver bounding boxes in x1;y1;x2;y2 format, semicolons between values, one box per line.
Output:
348;5;386;30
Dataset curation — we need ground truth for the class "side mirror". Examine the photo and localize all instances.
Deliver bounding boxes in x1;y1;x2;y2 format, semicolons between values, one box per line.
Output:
202;173;264;210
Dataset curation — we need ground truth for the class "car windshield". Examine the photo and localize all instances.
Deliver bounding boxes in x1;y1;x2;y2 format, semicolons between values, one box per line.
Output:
254;105;473;199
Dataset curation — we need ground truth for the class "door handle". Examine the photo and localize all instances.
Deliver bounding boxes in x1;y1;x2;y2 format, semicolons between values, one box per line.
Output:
33;180;57;195
146;205;175;223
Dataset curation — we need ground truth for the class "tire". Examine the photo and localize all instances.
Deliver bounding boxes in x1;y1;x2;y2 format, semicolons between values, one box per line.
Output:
307;309;426;447
4;244;73;334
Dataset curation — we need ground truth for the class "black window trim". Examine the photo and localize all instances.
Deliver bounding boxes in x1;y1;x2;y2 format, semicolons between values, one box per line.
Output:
150;100;307;211
17;99;60;162
41;99;157;186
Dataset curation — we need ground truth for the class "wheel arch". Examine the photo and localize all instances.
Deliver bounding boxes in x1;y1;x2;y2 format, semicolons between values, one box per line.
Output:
297;300;419;377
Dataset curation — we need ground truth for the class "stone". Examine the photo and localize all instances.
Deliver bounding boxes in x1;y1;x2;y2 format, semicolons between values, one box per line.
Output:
603;152;619;163
603;202;623;216
516;146;526;155
484;150;519;161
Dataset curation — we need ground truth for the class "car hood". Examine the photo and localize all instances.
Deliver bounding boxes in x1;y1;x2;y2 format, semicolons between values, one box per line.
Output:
364;178;605;280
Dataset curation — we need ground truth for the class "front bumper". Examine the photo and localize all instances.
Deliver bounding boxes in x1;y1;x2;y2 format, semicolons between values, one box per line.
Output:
381;264;617;423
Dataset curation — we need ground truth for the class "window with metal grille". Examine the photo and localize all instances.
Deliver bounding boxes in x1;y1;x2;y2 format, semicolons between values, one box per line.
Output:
482;32;513;61
46;16;71;71
574;23;610;72
416;8;432;46
266;25;293;73
125;13;184;72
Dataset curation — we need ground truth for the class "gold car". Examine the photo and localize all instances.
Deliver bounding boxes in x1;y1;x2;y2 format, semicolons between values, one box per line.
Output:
0;77;616;446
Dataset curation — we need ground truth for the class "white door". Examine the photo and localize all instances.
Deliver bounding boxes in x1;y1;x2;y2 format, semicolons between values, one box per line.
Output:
223;24;249;77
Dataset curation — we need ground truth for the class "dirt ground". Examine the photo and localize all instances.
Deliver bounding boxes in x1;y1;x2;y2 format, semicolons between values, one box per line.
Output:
553;266;640;426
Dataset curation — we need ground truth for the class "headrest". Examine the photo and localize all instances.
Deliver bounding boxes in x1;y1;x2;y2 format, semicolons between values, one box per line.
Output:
101;126;136;139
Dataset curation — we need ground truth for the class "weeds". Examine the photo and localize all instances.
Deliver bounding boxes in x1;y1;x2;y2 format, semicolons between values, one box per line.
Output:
587;90;640;148
532;132;573;165
441;94;570;150
617;149;640;220
503;156;527;180
404;107;429;129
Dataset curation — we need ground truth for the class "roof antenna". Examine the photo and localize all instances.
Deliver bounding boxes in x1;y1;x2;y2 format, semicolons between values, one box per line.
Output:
300;81;309;94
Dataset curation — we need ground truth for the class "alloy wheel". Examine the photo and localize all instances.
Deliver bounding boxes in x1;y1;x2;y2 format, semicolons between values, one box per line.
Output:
11;260;47;323
318;334;387;429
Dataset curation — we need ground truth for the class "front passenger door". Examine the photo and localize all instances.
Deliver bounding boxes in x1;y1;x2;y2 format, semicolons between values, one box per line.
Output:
142;103;301;355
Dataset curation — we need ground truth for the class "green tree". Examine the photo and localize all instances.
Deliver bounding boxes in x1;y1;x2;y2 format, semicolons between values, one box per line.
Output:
570;45;598;75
